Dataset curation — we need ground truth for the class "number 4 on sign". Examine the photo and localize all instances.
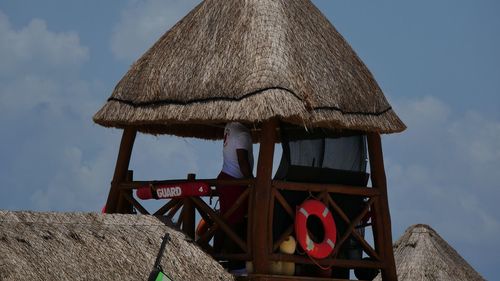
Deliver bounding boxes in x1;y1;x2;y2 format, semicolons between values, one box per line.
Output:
199;186;204;193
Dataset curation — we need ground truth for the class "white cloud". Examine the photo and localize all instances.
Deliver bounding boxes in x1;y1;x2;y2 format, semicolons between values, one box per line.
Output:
449;111;500;165
0;10;88;75
385;96;500;246
130;135;200;179
0;9;109;212
29;145;116;211
0;9;93;117
110;0;201;61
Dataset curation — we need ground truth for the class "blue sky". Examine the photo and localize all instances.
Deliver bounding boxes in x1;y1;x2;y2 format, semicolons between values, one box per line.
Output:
0;0;499;279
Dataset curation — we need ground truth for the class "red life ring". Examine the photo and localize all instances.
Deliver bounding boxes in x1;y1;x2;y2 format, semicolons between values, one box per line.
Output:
295;199;337;259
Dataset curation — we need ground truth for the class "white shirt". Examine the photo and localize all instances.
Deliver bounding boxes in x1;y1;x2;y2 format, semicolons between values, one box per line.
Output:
222;122;254;178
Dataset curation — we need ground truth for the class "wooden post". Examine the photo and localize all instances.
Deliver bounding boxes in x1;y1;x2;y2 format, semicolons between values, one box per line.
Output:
252;119;278;275
367;133;398;281
116;170;134;213
105;127;137;214
182;173;196;239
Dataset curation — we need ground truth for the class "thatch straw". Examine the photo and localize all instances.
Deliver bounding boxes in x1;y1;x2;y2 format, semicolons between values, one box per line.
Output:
93;0;405;139
375;224;485;281
0;211;234;281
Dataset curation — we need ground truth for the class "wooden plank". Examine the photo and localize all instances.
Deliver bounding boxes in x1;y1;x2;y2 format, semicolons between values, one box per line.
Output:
331;198;374;258
240;274;357;281
117;170;134;213
268;188;276;253
121;193;149;215
105;128;136;213
367;133;397;281
175;214;183;228
191;197;247;252
272;181;380;197
196;188;251;246
351;229;380;262
246;185;254;256
181;197;195;238
153;198;180;216
212;253;251;261
273;188;294;218
268;254;384;269
182;174;196;239
166;200;183;221
252;119;278;274
324;192;380;261
119;178;255;189
326;194;351;224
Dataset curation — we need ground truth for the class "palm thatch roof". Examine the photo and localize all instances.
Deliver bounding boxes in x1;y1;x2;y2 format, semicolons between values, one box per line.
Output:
0;211;234;281
93;0;405;139
375;224;485;281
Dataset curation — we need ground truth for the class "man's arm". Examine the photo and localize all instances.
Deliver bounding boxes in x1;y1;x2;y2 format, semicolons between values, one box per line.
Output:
236;149;253;178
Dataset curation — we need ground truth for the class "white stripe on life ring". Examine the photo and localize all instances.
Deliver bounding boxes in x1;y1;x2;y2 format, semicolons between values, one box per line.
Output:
299;208;309;217
322;207;329;218
306;235;314;251
327;238;335;249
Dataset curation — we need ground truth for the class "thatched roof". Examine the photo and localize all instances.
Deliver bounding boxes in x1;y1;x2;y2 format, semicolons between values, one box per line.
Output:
375;224;485;281
93;0;405;139
0;211;234;281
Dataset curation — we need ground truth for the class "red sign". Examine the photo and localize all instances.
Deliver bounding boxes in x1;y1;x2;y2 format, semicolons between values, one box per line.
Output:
136;181;210;200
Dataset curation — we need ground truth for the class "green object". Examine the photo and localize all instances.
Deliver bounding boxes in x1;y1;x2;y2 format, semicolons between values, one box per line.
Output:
155;271;172;281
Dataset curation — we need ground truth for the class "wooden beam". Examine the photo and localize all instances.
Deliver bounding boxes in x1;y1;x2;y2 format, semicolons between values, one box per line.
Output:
273;189;294;218
240;275;361;281
191;197;247;252
213;253;252;261
196;188;251;246
331;198;374;258
182;174;196;239
272;181;380;197
153;198;181;216
324;193;380;261
246;184;254;257
252;119;278;274
119;178;255;189
117;170;134;213
122;192;149;215
367;133;397;281
105;128;136;213
166;200;183;221
269;254;384;269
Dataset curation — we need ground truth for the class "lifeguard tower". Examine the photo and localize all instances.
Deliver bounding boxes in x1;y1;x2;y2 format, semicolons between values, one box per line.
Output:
93;1;406;280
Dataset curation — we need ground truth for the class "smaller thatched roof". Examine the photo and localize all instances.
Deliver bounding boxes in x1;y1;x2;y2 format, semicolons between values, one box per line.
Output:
93;0;405;139
0;211;234;281
375;224;485;281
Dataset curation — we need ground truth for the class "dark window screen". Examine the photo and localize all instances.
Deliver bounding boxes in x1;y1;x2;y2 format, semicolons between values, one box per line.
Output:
275;128;368;181
286;136;367;172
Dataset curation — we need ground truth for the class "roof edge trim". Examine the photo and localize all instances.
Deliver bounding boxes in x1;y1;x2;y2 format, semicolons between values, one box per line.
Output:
108;86;393;116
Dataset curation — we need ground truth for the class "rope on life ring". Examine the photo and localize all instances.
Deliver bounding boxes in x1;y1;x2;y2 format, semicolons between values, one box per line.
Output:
295;199;337;260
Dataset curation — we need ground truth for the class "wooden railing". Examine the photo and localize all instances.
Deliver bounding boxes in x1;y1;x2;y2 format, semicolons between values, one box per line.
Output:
269;181;382;269
117;172;255;262
116;172;385;274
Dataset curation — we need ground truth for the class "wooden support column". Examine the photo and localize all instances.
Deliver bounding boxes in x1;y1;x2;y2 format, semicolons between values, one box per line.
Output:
182;173;196;239
105;127;137;214
116;170;134;213
367;133;398;281
252;119;278;275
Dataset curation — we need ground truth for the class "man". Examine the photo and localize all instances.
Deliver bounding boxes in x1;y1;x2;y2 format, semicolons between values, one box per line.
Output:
217;122;253;270
218;122;253;225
